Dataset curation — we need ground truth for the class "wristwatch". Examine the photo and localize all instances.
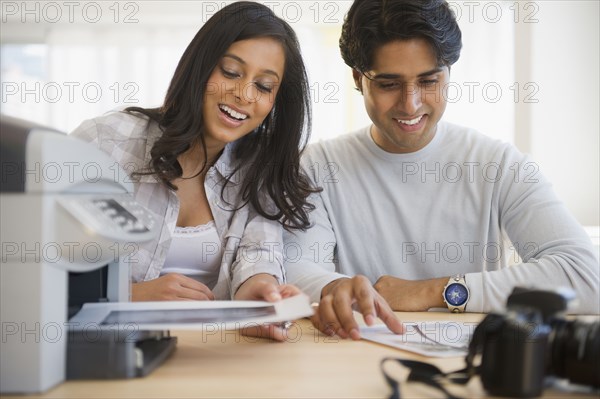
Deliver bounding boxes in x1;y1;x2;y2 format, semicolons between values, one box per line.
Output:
443;274;469;313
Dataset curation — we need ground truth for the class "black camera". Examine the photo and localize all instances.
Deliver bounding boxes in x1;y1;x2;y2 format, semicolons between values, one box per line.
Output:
469;287;600;397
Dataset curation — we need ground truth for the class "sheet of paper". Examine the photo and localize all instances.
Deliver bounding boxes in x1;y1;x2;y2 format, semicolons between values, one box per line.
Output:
69;294;313;331
360;321;478;358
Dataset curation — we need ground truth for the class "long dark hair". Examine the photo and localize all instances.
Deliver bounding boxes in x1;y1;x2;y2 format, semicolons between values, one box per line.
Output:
340;0;462;71
127;1;318;230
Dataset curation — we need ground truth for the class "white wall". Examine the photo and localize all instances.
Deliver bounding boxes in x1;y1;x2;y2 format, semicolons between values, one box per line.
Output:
529;1;599;225
1;1;598;225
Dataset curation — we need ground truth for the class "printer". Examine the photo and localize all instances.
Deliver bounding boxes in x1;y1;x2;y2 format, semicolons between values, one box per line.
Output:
0;115;314;395
0;115;173;394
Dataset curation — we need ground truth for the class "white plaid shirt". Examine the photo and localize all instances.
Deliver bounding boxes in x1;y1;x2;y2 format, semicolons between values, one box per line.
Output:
71;111;285;299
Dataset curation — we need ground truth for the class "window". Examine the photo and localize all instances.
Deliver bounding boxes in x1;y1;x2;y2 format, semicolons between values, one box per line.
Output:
2;1;515;143
2;1;597;225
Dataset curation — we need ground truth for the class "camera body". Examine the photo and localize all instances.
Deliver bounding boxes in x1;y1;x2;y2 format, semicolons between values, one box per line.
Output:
477;311;551;397
471;288;600;397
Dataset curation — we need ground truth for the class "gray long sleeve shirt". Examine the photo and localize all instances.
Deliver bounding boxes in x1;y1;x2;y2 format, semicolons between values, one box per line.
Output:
284;121;599;313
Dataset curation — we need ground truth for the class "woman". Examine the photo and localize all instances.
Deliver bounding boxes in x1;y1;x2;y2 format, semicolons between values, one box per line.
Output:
71;2;316;327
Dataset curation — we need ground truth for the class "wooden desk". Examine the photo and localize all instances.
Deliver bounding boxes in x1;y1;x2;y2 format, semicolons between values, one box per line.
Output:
5;312;596;398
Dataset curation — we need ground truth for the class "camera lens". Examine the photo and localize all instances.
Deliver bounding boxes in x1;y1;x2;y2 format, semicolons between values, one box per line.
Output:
549;319;600;388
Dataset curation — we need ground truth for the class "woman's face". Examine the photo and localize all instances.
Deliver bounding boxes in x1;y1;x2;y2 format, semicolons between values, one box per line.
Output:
203;37;285;149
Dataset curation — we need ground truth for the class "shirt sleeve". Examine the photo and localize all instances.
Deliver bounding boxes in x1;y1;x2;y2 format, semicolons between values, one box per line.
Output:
466;148;599;314
283;154;350;303
229;205;286;298
70;118;101;144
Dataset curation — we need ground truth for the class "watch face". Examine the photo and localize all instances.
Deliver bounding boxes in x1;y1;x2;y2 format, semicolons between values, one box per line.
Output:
445;283;468;306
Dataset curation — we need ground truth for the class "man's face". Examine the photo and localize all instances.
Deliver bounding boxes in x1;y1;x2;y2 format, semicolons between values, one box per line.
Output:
354;38;449;154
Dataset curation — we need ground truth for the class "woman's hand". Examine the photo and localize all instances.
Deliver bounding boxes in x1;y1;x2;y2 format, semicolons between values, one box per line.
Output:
132;273;215;301
234;273;302;342
234;273;299;302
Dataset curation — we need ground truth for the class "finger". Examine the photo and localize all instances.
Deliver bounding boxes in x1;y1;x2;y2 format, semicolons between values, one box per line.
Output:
308;303;324;333
176;297;209;302
255;282;282;302
318;294;346;338
278;284;301;298
176;285;214;301
177;276;215;300
308;304;322;331
375;298;404;334
354;282;378;326
241;324;287;342
331;289;360;340
309;313;322;332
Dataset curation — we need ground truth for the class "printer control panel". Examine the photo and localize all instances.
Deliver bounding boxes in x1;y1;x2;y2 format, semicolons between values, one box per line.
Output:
92;199;151;234
58;195;157;242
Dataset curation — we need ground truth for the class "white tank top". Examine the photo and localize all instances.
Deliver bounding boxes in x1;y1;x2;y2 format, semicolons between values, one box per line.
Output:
161;221;223;289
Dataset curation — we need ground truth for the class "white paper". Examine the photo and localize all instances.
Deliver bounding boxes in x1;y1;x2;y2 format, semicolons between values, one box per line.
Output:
69;294;313;331
361;321;478;358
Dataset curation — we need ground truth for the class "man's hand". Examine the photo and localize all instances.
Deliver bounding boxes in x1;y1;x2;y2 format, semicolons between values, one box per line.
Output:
235;273;302;342
312;275;404;340
374;275;447;311
131;273;215;301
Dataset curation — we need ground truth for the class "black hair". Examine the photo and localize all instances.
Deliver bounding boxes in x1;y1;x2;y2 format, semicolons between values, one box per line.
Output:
127;1;318;231
340;0;462;72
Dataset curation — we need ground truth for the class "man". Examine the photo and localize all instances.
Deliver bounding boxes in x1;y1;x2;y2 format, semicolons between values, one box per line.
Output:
284;0;599;340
